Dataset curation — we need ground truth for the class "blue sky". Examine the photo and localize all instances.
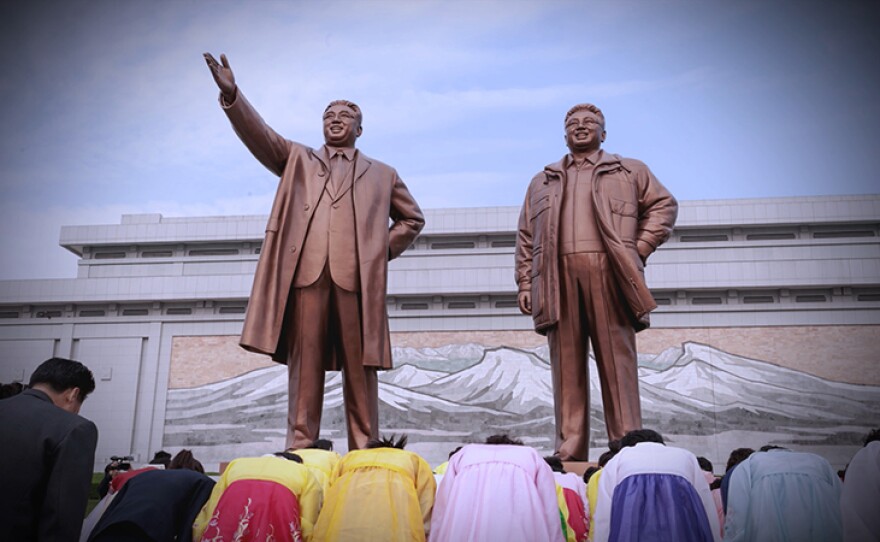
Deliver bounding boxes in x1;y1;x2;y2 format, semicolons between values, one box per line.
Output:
1;0;878;279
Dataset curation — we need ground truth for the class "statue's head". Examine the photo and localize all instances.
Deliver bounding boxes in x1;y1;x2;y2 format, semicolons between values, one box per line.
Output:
564;103;605;154
323;100;363;147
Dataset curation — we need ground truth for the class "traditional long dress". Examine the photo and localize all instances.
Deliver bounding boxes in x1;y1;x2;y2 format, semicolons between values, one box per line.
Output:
555;471;590;542
593;442;721;542
312;447;436;542
192;456;322;542
723;448;842;542
292;448;341;496
587;469;602;541
431;444;565;542
841;441;880;541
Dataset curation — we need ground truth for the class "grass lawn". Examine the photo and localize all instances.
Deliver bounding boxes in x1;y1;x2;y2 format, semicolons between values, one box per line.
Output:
86;472;104;516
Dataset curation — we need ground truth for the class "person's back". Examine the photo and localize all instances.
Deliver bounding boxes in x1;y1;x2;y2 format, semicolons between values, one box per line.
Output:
88;469;215;542
840;438;880;541
192;454;322;541
313;445;436;541
554;471;590;542
593;430;720;542
723;448;842;542
0;357;97;541
432;442;564;542
293;446;341;495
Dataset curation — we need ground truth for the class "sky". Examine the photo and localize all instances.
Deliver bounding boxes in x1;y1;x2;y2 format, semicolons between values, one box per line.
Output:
1;0;878;280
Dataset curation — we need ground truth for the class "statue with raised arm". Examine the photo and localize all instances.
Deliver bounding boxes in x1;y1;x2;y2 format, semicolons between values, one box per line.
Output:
515;103;677;461
204;53;425;451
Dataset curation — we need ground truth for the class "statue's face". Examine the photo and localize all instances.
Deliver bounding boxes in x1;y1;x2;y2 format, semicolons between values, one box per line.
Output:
564;109;605;153
323;104;362;147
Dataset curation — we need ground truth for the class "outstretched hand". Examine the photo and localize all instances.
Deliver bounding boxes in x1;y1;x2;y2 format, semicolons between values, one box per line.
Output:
203;52;236;102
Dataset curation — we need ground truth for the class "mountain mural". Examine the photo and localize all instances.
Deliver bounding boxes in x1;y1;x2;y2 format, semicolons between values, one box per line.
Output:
164;342;880;468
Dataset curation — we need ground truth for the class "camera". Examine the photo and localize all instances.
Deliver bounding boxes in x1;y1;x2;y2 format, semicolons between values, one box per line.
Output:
106;455;134;473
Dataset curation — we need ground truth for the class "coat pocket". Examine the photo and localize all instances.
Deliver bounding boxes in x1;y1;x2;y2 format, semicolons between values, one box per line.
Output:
609;197;638;241
529;246;544;278
610;197;637;217
265;217;280;233
530;194;551;219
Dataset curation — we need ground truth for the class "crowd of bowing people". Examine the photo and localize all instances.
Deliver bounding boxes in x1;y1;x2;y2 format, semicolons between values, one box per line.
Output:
74;427;880;542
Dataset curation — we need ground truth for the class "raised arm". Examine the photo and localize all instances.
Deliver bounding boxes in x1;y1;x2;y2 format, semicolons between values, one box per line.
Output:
203;52;237;103
203;52;292;176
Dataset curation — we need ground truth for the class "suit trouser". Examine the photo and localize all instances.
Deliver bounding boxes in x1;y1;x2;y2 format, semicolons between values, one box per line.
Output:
548;252;642;460
286;266;379;451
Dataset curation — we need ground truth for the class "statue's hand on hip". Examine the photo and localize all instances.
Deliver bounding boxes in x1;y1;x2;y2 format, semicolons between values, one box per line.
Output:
518;291;532;315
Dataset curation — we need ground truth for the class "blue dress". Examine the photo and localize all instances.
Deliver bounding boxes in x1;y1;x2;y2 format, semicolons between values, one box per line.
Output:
723;449;842;542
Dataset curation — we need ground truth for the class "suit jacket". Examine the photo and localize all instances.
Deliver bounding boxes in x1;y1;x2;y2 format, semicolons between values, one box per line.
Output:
222;91;425;369
88;469;215;542
515;150;677;333
0;388;98;541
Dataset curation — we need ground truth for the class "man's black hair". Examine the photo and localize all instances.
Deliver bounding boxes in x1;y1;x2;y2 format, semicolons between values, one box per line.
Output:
308;439;334;451
485;434;524;445
544;455;565;473
620;429;665;448
598;449;617;467
274;451;304;463
725;448;754;472
583;465;600;483
149;450;172;468
863;428;880;446
28;357;95;402
366;434;408;449
696;456;714;473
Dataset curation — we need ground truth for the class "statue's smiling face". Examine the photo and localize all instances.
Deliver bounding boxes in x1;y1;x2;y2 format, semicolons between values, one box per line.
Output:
323;104;362;147
564;109;604;153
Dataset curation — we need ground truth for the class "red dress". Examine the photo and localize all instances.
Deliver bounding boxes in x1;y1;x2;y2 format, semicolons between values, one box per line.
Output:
200;479;303;542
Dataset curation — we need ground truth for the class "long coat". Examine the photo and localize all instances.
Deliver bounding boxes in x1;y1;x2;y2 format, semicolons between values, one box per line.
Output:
223;92;425;368
515;151;677;334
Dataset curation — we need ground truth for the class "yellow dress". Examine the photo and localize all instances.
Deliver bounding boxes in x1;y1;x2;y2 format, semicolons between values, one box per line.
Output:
293;448;341;496
313;447;436;542
192;456;323;541
556;483;576;542
587;468;601;541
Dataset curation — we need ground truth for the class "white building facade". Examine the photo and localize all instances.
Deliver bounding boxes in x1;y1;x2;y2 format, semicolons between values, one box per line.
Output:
1;194;879;469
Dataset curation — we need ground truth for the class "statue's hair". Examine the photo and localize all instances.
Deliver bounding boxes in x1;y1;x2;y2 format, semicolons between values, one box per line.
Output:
564;103;605;126
325;100;362;124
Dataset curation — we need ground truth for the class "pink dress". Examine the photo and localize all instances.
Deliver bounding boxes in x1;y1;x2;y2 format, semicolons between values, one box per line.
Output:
431;444;565;542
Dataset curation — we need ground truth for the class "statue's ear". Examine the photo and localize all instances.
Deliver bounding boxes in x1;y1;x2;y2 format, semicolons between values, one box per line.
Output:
356;124;363;138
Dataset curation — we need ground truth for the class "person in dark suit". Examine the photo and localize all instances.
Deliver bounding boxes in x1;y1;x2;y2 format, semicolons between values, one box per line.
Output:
203;53;425;451
88;469;216;542
0;357;98;541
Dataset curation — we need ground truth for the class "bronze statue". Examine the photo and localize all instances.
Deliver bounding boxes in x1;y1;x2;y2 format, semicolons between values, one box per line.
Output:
204;53;425;451
515;104;677;460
